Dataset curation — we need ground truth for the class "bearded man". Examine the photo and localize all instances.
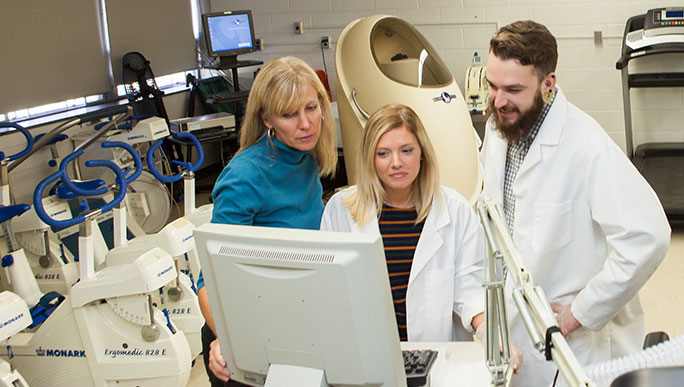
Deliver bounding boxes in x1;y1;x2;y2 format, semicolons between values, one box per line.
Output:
479;20;671;387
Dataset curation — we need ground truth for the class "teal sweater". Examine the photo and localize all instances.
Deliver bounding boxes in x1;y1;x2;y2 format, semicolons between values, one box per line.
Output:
197;135;324;289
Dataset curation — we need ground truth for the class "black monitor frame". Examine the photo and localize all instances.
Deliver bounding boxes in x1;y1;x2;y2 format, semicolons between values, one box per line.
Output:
202;10;257;67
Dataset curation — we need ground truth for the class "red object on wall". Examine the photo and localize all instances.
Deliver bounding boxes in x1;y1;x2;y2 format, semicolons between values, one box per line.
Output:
315;70;333;102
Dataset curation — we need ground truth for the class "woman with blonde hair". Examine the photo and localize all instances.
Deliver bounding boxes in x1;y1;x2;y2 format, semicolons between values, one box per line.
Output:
198;56;337;385
235;56;337;178
321;103;490;343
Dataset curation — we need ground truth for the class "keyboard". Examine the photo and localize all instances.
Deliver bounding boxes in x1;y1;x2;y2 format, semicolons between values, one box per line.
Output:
209;89;251;103
403;349;438;387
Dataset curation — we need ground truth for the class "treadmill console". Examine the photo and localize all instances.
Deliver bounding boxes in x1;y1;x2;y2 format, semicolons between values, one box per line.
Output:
644;7;684;37
625;8;684;50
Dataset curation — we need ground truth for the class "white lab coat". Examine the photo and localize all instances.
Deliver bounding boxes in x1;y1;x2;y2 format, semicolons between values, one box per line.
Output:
480;87;671;386
320;186;485;342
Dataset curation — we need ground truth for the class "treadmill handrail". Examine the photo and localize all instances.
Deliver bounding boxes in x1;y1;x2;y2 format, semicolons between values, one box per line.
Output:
617;45;684;70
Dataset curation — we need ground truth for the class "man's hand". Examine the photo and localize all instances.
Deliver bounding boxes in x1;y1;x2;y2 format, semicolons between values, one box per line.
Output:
208;339;230;382
551;303;582;336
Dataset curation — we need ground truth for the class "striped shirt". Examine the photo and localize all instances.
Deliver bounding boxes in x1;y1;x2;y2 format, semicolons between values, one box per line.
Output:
378;204;425;341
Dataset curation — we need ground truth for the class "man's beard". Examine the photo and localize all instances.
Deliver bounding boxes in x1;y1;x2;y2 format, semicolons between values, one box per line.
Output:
488;92;545;143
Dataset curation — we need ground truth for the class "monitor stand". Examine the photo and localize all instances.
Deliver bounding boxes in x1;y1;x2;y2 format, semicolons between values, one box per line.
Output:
265;364;329;387
218;55;262;69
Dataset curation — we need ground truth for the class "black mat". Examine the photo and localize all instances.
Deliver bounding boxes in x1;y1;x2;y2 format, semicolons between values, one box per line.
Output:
633;143;684;221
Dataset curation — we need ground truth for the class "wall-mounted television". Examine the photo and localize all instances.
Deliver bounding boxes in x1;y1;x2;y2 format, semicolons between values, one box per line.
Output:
202;10;257;67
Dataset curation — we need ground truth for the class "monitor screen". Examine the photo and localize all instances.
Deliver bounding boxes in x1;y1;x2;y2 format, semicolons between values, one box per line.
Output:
194;223;406;386
202;10;256;64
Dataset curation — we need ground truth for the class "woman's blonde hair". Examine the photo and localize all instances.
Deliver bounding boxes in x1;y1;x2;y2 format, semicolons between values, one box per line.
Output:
238;56;337;176
343;103;440;225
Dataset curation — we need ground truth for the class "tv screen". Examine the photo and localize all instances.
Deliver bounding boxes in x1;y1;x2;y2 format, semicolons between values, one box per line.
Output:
202;10;256;64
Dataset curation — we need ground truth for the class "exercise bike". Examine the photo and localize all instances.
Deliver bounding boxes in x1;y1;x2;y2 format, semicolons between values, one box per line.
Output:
0;147;191;386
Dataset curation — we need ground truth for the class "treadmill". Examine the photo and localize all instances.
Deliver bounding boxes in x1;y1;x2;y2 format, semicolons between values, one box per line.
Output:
617;7;684;221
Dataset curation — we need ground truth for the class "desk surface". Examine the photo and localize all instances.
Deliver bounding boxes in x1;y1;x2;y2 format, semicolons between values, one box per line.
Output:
401;341;491;386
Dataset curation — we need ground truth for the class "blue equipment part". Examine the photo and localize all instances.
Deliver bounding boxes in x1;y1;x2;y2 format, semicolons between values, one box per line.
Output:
34;133;68;145
54;180;106;200
146;132;204;183
34;133;70;168
57;149;109;196
28;291;65;328
101;141;143;184
1;255;13;267
0;204;30;224
0;123;34;161
8;106;132;174
34;158;127;229
57;141;142;197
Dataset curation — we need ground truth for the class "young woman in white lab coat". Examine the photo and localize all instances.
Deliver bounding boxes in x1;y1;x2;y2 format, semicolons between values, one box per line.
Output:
321;104;488;343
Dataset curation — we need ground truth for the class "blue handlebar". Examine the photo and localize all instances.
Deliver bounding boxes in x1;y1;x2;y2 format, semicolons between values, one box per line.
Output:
58;150;108;196
146;132;204;184
173;132;205;169
54;179;106;200
0;123;34;161
101;141;142;184
34;160;127;228
35;133;68;145
85;160;127;213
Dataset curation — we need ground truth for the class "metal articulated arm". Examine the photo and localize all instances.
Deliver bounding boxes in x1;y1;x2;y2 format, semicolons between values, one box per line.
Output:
477;197;594;387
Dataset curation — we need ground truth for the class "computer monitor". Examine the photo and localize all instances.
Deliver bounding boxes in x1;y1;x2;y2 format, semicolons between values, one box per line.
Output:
194;223;407;386
202;10;257;67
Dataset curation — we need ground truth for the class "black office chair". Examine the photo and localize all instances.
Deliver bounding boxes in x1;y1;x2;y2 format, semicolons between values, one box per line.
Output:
122;51;182;199
122;51;170;124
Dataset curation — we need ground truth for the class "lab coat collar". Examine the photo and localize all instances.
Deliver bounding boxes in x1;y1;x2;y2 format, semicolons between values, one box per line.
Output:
516;87;568;178
533;86;567;147
484;122;507;204
408;194;448;285
482;87;568;202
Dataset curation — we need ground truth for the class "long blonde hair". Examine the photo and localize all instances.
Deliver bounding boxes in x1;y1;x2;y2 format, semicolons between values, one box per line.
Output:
343;104;440;225
239;56;337;176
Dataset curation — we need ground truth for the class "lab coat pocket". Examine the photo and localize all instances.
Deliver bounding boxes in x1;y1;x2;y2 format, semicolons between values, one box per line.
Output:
425;270;454;321
566;326;591;361
533;201;572;255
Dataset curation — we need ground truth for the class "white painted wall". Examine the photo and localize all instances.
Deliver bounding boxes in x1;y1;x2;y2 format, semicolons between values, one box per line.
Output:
5;1;683;207
211;0;684;152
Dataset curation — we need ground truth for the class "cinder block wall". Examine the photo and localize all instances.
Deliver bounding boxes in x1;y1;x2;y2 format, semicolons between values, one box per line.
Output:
211;0;684;152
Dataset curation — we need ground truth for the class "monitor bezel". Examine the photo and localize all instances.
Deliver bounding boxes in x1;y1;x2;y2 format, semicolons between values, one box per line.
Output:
202;10;257;61
194;223;406;386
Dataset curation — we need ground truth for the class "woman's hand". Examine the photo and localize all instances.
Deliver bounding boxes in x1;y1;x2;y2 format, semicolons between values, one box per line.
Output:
509;339;522;373
208;339;230;382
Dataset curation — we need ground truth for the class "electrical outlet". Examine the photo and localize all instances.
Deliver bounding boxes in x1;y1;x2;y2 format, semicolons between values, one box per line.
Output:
255;38;263;50
294;21;303;34
321;36;330;49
